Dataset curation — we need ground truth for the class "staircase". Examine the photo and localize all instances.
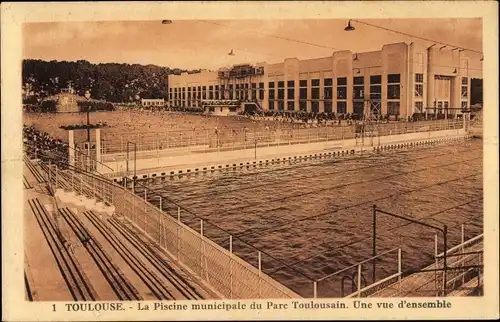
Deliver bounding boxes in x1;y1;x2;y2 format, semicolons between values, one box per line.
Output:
39;160;116;218
53;188;115;218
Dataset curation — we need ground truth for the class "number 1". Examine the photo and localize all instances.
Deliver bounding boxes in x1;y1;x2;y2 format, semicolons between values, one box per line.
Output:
52;304;56;312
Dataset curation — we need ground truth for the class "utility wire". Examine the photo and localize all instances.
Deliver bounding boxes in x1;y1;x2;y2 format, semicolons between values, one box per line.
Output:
198;20;344;51
351;19;483;55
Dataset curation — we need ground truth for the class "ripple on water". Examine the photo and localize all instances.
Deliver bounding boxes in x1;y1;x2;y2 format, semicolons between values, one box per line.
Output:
143;140;483;296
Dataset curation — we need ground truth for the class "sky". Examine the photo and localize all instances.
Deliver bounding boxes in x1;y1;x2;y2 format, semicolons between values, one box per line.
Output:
22;18;482;70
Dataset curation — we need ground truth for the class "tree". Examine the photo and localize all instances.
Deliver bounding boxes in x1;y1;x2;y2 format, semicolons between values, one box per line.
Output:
22;59;194;103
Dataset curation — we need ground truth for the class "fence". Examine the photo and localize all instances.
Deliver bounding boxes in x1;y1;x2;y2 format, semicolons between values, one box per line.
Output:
435;232;483;296
44;161;301;300
43;162;114;206
130;182;315;298
101;119;463;162
365;226;483;298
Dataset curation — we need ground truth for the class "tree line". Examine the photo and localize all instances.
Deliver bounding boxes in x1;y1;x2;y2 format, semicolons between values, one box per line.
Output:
23;59;199;103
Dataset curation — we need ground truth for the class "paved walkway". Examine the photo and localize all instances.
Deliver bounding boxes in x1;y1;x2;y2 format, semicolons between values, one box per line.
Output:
101;129;467;179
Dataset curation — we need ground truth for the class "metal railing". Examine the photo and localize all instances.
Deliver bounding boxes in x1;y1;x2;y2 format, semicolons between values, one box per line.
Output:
314;247;402;298
131;181;315;298
434;233;483;296
42;160;300;300
100;119;464;161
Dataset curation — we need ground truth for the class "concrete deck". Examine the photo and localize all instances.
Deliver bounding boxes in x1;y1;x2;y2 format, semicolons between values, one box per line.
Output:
100;128;467;180
23;162;218;301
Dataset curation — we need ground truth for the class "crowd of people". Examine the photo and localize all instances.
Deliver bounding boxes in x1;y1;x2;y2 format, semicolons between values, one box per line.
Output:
239;110;445;125
23;125;69;167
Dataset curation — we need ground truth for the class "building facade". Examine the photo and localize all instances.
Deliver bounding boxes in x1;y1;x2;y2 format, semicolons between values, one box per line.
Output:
167;42;483;118
141;98;166;108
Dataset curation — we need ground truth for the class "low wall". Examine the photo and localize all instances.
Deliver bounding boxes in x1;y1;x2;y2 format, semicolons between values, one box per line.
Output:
103;128;468;181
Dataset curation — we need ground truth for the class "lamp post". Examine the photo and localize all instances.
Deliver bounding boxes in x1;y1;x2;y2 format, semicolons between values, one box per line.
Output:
84;90;91;142
84;90;92;170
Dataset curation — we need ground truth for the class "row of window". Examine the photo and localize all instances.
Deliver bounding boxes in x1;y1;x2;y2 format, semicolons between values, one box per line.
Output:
170;75;470;103
169;74;399;97
142;101;165;106
267;100;402;115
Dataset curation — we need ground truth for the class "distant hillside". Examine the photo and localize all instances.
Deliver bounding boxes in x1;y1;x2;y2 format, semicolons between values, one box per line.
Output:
22;59;200;103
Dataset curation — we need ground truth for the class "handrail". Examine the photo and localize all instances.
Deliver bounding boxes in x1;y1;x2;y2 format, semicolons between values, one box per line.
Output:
345;272;402;298
316;247;399;282
69;144;114;172
436;234;483;258
24;141;114;172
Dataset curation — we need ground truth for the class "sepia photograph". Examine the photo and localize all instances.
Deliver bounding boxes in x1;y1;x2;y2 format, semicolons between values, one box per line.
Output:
2;2;499;321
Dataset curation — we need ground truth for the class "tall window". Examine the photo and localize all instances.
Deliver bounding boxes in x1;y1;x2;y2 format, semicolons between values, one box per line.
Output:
353;76;364;99
311;79;320;99
269;82;275;100
387;74;400;99
324;78;333;114
461;77;468;110
337;77;347;99
228;84;233;99
235;84;240;99
244;83;249;100
215;85;220;99
209;85;214;100
197;86;201;99
287;80;295;102
310;79;320;113
202;86;206;99
353;77;364;116
182;87;186;100
278;81;285;100
337;101;347;114
299;79;307;111
259;82;264;100
461;77;468;99
337;77;347;115
324;78;333;100
387;74;400;116
251;83;257;100
415;73;423;97
268;81;275;110
370;75;382;115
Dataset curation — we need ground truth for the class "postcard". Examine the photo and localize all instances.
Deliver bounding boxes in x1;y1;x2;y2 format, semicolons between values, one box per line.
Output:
1;1;498;321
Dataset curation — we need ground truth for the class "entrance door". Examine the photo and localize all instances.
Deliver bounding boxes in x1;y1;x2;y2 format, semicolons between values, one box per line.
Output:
437;100;450;118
